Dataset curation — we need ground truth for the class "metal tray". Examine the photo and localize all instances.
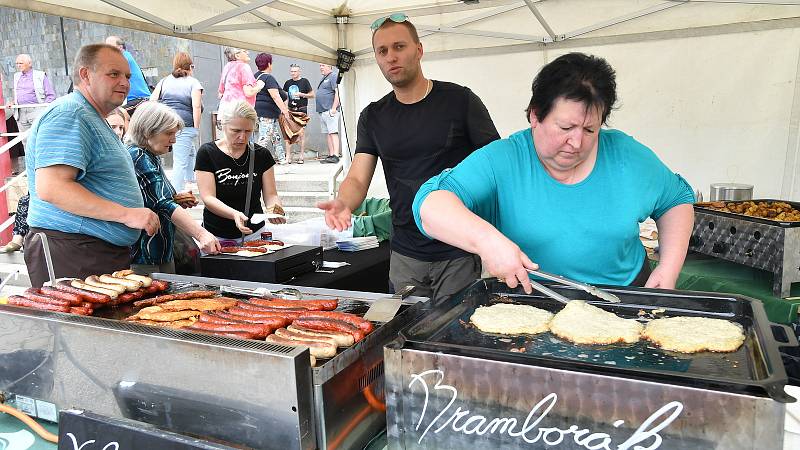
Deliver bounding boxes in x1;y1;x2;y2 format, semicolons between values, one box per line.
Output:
694;198;800;227
397;279;798;402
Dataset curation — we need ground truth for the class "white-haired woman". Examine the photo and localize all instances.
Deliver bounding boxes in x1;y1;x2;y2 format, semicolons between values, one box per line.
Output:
196;100;286;244
127;102;220;274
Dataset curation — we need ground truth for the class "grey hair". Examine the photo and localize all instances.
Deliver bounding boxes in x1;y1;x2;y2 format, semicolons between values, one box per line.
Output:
125;101;183;149
72;44;121;85
218;100;257;127
223;47;238;62
16;54;32;64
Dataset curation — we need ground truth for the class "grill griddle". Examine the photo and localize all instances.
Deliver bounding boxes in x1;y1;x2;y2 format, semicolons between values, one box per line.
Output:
694;198;800;227
91;281;410;375
399;279;797;402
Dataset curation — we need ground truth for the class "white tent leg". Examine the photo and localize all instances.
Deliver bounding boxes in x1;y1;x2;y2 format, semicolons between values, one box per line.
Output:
781;46;800;199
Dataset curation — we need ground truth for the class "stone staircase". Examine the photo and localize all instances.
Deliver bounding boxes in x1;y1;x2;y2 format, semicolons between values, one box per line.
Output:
0;158;343;293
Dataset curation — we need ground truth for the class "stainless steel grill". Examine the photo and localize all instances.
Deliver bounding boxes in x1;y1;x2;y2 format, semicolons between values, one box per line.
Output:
689;200;800;297
0;274;428;449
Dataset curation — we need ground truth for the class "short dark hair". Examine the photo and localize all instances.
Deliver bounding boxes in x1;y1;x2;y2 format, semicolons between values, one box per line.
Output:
72;44;121;85
255;53;272;71
372;20;420;47
525;52;617;125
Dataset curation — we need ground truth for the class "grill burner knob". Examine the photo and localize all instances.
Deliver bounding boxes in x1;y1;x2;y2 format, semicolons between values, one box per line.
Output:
712;242;727;254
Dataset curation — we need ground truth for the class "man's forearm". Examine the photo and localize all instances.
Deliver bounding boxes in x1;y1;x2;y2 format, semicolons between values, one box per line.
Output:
336;177;368;212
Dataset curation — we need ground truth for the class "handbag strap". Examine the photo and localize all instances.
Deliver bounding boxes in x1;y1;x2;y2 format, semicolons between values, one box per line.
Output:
241;143;256;240
155;79;164;101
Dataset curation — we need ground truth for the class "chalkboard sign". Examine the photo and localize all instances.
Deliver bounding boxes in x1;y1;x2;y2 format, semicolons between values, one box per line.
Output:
57;410;236;450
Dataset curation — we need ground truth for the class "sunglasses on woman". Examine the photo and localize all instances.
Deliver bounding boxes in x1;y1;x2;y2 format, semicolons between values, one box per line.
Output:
370;12;409;31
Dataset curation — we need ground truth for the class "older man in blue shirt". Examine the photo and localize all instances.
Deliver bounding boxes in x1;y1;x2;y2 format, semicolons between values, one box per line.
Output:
24;43;160;287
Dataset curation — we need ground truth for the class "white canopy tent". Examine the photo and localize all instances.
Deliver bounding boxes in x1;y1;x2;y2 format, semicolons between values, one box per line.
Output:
4;0;800;199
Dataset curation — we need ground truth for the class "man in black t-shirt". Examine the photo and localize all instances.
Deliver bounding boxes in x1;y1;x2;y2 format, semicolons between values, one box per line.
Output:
317;16;499;301
283;64;314;163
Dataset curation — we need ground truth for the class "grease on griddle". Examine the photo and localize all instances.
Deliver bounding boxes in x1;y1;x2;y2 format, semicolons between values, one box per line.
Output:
489;293;515;304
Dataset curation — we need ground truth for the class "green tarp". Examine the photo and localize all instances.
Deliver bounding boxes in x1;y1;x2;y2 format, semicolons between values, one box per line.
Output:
652;254;800;324
352;198;392;242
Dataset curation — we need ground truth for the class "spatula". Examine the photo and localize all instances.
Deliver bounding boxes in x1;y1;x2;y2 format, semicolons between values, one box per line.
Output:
362;285;416;323
526;269;620;303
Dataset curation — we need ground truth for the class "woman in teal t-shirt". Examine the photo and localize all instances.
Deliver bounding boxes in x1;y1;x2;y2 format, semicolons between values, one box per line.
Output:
413;53;695;292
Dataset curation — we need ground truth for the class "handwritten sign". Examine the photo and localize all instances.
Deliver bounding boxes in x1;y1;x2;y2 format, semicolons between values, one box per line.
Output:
409;369;684;449
56;410;232;450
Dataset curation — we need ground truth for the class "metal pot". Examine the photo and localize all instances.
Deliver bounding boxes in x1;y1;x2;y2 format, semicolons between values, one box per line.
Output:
710;183;754;201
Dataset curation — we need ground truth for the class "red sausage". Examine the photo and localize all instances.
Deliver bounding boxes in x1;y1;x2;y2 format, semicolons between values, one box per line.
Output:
234;302;307;314
228;305;303;320
247;297;338;311
298;311;374;333
39;286;84;305
144;285;161;294
150;280;170;291
8;295;71;312
198;313;247;324
22;289;72;307
112;288;147;305
69;306;93;315
293;318;366;342
211;311;289;327
187;321;273;339
55;281;112;304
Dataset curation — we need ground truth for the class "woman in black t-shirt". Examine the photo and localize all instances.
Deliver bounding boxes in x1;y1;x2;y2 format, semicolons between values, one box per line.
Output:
195;100;286;242
254;53;290;165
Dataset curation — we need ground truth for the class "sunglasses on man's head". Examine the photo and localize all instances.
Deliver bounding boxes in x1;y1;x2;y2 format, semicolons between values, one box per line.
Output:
370;12;409;31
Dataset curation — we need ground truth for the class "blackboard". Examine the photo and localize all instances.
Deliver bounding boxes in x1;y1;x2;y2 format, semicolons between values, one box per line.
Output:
57;410;236;450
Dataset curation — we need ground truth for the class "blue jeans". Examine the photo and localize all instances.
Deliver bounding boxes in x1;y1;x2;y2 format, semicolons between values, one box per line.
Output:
170;126;198;192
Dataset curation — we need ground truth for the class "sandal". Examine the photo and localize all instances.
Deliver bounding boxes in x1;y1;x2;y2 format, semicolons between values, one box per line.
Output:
296;159;304;164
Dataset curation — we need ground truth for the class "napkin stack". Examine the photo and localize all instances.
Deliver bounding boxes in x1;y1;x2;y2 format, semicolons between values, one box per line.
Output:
336;236;379;252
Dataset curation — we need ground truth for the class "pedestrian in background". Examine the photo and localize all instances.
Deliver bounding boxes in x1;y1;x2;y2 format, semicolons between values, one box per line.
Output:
218;47;263;114
106;107;129;141
283;64;314;163
316;64;340;164
106;36;151;116
7;54;56;136
254;53;290;164
151;51;203;192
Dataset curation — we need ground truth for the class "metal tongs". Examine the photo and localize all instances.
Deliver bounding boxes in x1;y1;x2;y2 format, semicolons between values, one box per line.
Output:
526;269;621;303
